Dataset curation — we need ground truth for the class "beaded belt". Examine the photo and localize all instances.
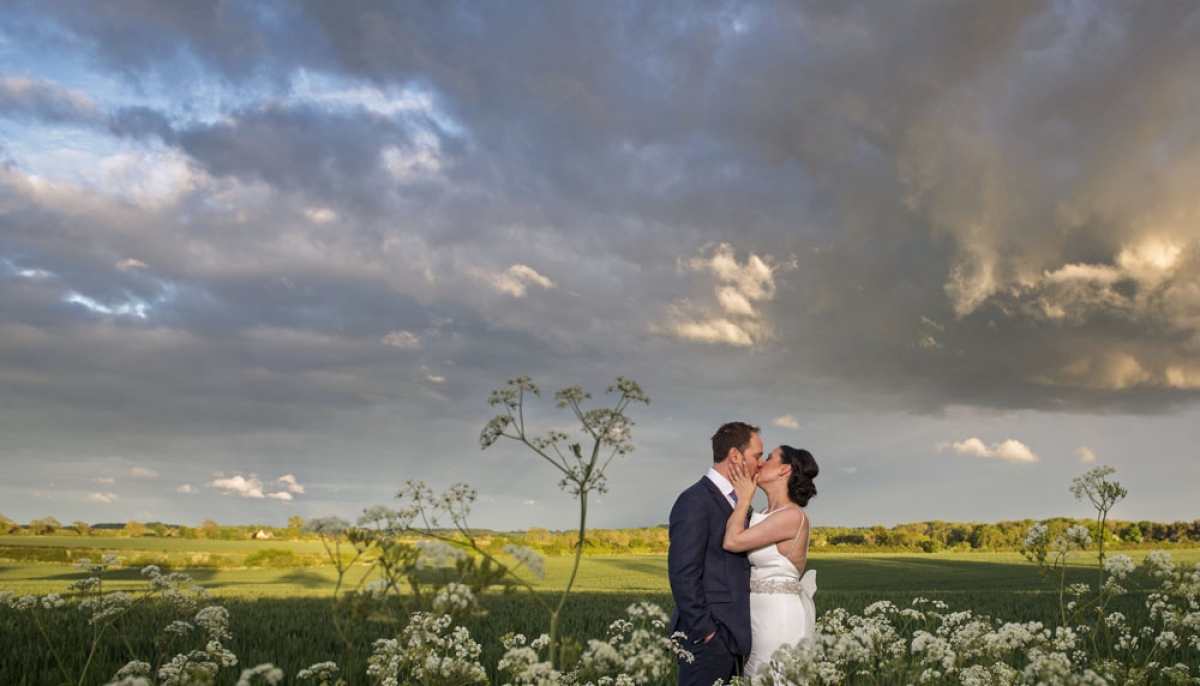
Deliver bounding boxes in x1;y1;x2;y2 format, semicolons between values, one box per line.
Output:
750;578;805;595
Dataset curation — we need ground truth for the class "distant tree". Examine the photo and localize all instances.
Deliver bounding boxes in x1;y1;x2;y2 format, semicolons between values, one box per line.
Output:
151;522;169;537
71;521;91;536
28;517;61;535
286;515;305;539
124;521;149;537
0;514;18;534
197;519;221;539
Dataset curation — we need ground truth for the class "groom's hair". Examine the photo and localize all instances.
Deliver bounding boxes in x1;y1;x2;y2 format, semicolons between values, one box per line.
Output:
711;421;761;463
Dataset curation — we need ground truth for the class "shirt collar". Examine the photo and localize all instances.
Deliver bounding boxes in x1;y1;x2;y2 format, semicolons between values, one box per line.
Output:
706;467;733;498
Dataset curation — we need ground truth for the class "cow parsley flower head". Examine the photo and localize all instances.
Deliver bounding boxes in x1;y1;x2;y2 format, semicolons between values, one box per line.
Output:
235;663;284;686
297;662;339;683
502;543;546;581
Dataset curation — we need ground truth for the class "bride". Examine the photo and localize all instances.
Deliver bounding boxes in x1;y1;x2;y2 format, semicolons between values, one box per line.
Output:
723;445;819;680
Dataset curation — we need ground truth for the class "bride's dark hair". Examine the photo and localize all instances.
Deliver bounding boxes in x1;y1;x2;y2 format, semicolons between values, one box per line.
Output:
781;446;818;506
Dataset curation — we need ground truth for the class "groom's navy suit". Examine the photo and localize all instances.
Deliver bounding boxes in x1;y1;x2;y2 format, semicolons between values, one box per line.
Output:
668;475;752;686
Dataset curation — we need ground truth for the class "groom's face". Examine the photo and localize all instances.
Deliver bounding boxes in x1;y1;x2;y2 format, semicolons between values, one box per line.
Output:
735;433;764;475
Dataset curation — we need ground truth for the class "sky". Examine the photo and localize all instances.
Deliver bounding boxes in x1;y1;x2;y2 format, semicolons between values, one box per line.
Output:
1;2;1198;531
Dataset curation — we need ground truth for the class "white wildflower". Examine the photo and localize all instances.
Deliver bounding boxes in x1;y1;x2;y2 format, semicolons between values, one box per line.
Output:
503;543;548;581
236;663;283;686
297;661;339;682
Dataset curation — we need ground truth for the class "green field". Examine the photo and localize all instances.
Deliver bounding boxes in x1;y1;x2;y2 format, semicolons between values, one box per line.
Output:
3;545;1199;685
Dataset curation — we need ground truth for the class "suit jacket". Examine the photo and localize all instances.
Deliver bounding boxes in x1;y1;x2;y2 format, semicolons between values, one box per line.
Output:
668;476;752;656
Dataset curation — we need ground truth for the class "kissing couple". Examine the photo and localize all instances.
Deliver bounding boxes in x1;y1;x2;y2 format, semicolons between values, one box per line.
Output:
668;421;819;685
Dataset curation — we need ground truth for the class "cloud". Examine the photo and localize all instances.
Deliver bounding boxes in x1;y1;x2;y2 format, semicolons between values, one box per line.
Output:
131;467;158;478
267;491;293;501
523;500;536;507
1076;446;1097;464
115;259;148;272
773;415;800;429
476;264;556;298
97;476;116;485
0;76;103;124
211;475;265;498
841;467;859;475
942;438;1039;464
277;474;306;494
88;492;118;503
382;331;421;349
177;484;199;494
662;243;781;348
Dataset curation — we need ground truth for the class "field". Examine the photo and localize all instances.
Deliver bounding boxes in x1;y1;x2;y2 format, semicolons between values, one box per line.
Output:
3;542;1199;684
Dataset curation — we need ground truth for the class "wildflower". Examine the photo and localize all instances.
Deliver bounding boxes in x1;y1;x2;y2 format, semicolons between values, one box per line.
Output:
1023;523;1049;550
432;582;477;617
503;543;547;581
304;516;350;537
1103;554;1135;579
297;662;339;683
195;605;232;641
164;620;194;635
235;663;284;686
41;593;65;609
415;540;468;569
13;594;37;611
113;661;152;679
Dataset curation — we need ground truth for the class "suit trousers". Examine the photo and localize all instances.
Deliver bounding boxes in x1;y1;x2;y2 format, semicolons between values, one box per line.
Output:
677;626;741;686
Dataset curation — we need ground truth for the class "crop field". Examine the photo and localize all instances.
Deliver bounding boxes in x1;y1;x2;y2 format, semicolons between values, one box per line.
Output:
3;545;1199;684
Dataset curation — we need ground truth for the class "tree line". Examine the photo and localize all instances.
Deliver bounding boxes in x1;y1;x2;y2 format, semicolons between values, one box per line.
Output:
4;512;1199;553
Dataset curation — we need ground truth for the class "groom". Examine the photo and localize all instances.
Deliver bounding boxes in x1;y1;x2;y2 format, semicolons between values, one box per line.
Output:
668;421;764;686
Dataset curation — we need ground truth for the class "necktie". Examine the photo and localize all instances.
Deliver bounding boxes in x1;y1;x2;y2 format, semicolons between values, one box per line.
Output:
730;490;738;505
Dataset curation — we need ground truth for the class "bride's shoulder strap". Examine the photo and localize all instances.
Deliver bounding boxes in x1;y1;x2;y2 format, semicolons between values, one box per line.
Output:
785;507;808;557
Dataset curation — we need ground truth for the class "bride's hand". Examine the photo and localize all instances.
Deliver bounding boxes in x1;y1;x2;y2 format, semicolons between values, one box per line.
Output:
729;460;757;503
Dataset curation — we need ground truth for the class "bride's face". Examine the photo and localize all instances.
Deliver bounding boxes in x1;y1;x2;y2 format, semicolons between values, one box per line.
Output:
757;447;789;484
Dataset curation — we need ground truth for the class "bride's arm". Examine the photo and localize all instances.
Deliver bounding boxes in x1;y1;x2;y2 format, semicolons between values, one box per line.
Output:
724;507;802;552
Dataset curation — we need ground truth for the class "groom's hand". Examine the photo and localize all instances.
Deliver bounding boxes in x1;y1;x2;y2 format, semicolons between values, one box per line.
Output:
702;631;715;643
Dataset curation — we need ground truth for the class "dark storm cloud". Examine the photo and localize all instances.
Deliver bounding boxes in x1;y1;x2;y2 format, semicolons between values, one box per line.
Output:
4;0;1200;426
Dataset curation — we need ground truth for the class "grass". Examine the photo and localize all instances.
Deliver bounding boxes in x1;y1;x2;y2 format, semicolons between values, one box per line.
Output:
4;547;1199;684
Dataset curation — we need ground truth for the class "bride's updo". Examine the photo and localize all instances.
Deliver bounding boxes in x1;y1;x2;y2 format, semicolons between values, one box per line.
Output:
781;446;818;506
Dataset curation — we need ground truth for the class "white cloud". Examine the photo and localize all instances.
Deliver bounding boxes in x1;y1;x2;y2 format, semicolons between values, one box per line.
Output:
177;484;199;494
663;243;781;347
476;264;555;297
211;474;265;498
267;491;294;501
97;476;115;485
1076;446;1096;463
115;258;148;272
523;500;536;507
131;467;158;478
88;492;118;504
427;374;446;384
278;474;306;494
773;414;801;429
841;467;859;474
942;437;1039;464
304;207;337;223
382;330;421;349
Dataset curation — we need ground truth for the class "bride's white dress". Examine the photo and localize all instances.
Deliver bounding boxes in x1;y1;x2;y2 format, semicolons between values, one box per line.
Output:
743;508;817;680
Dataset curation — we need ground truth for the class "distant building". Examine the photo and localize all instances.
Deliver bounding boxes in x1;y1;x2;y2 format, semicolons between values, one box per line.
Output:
253;529;273;540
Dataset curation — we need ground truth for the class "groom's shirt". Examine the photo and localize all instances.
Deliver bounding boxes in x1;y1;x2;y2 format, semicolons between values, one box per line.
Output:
706;467;736;509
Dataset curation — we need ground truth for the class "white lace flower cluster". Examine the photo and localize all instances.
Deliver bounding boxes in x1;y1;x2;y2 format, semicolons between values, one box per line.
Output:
415;540;469;569
754;552;1200;686
576;602;692;685
503;543;547;581
367;611;488;686
296;661;340;684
